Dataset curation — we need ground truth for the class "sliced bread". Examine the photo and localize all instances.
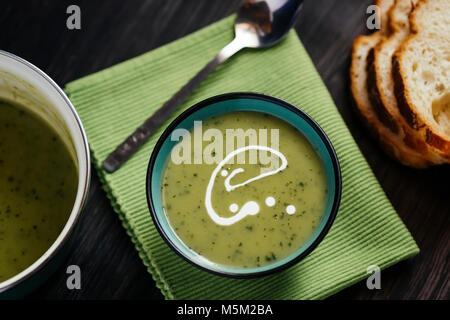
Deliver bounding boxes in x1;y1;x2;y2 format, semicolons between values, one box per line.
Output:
393;0;450;155
369;0;445;163
350;0;434;167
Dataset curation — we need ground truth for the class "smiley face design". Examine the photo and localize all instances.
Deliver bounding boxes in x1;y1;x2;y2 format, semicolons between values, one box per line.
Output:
205;145;290;226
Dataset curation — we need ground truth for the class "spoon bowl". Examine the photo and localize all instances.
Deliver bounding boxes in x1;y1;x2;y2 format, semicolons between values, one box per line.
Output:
235;0;304;48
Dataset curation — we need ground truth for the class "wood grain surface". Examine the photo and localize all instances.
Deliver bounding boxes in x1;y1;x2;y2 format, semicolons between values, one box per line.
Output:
0;0;448;300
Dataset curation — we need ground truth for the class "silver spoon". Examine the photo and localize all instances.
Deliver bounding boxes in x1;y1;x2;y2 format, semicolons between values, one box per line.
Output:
103;0;304;173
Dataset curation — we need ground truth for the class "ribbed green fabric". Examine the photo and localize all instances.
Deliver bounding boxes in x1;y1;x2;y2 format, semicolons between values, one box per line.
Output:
65;15;419;299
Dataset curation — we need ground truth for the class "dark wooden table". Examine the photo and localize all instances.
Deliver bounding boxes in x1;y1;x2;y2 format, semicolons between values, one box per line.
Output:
1;0;448;300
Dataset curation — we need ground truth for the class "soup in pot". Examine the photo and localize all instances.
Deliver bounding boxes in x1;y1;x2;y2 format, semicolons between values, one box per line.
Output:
0;99;78;282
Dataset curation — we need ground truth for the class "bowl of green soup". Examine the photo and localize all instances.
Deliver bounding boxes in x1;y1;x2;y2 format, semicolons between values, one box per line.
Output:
147;93;341;277
0;51;90;297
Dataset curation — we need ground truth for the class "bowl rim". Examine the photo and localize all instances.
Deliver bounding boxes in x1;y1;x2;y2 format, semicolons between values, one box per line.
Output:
146;92;341;278
0;50;91;293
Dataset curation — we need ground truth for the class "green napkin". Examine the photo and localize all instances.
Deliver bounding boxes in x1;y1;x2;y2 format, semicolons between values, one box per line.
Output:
65;15;419;299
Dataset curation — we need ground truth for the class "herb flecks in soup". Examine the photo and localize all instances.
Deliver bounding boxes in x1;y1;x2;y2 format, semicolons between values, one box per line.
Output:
0;100;78;282
162;112;327;268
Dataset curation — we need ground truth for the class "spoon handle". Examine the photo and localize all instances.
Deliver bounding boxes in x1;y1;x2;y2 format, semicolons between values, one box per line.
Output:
102;39;244;173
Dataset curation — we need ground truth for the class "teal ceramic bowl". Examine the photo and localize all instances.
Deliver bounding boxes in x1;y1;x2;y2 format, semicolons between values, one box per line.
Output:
146;93;341;277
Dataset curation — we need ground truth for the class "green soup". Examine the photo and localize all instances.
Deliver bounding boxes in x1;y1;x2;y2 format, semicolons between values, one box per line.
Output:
162;112;327;268
0;100;78;282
